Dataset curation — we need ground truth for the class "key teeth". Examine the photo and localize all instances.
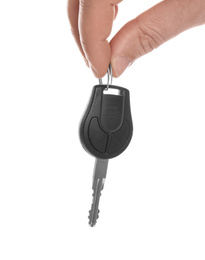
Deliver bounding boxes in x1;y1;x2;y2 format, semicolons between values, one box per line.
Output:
88;209;100;227
88;209;100;218
88;175;105;227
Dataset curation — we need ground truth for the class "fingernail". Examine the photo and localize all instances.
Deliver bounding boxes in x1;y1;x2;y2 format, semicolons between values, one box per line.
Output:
113;57;131;77
84;58;90;68
90;65;98;77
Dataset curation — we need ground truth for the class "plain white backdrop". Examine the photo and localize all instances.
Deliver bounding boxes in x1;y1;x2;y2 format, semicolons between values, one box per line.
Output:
0;0;205;259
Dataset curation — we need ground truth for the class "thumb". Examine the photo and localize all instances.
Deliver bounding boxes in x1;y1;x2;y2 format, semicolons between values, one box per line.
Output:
110;0;205;77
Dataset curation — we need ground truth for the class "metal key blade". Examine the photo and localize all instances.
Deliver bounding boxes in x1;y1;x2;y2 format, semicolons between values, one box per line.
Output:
88;158;109;227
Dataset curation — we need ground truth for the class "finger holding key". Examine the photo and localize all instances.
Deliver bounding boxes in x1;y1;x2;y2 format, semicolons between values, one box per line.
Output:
110;0;205;77
67;0;120;78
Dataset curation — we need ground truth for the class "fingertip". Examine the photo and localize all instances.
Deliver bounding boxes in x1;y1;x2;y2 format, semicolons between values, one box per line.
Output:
90;65;98;77
112;56;131;77
90;64;110;79
86;45;111;78
83;57;90;68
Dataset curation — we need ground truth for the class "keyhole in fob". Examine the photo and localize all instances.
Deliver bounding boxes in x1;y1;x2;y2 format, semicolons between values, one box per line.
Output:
103;88;122;96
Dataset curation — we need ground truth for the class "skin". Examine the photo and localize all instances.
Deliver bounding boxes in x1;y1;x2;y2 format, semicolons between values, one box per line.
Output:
67;0;205;78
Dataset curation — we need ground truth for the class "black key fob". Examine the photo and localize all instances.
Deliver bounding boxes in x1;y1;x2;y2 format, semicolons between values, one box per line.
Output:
79;85;133;159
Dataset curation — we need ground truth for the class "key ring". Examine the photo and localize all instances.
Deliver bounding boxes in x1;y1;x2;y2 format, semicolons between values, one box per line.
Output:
98;63;113;90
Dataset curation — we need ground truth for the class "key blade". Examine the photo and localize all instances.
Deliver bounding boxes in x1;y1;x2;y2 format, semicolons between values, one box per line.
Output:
92;159;108;189
88;159;108;227
89;178;104;227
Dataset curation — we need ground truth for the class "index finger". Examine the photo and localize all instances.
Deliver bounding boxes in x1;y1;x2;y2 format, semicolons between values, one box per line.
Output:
79;0;121;77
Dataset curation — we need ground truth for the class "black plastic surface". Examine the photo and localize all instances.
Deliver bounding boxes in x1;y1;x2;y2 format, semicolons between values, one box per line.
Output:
79;85;133;159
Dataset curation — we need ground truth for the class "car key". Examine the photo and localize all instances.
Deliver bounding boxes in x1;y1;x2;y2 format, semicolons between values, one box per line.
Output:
79;66;133;226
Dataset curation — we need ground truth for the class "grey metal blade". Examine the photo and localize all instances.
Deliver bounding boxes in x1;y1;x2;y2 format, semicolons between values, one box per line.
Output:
88;159;109;227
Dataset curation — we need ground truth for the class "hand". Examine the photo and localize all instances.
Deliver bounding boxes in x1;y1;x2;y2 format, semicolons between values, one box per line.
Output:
67;0;205;78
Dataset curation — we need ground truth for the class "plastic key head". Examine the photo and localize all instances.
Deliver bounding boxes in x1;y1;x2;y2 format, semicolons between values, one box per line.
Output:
79;84;133;159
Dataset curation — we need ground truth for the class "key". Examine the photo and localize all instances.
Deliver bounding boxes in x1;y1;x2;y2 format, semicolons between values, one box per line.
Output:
79;82;133;226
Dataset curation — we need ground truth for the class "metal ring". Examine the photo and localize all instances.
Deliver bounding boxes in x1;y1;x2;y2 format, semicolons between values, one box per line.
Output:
98;63;113;90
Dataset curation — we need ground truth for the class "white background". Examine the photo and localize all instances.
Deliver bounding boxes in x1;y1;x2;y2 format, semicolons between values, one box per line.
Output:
0;0;205;259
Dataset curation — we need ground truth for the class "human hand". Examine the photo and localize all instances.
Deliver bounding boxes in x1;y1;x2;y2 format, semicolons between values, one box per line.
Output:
67;0;205;78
